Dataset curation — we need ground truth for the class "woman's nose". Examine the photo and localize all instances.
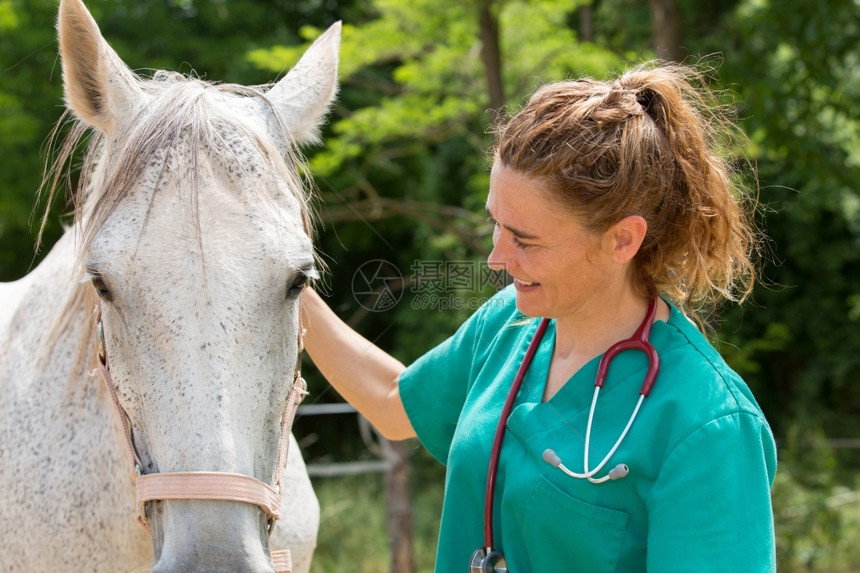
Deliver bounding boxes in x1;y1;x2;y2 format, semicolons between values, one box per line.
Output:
487;244;505;271
487;236;511;272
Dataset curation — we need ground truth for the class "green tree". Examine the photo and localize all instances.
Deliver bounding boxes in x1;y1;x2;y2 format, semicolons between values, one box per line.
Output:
716;0;860;439
0;0;65;278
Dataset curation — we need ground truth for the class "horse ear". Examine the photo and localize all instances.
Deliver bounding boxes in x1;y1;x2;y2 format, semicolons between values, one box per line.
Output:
57;0;142;135
266;21;341;145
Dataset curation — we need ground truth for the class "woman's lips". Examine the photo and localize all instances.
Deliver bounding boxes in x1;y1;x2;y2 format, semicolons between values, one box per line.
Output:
513;278;539;289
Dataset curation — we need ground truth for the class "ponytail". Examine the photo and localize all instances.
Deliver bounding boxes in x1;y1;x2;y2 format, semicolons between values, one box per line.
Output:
494;61;761;323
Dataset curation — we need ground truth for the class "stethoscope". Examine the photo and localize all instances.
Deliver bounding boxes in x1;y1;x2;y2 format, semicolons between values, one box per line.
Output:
469;298;660;573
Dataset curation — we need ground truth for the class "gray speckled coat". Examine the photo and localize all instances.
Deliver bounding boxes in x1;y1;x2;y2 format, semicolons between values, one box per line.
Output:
0;1;340;570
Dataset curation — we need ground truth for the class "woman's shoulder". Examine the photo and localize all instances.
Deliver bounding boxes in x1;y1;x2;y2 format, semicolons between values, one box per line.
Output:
644;304;776;483
656;303;769;423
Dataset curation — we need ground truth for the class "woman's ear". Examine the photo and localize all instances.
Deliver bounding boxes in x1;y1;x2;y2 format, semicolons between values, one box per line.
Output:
606;215;648;264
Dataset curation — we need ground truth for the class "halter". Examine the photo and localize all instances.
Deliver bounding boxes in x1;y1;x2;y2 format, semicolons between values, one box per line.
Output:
93;304;308;573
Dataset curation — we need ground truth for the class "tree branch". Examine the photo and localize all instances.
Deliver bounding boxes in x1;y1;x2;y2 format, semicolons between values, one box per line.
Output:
478;0;505;114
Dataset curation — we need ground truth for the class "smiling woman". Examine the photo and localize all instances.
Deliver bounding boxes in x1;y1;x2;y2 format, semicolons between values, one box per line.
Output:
300;59;776;573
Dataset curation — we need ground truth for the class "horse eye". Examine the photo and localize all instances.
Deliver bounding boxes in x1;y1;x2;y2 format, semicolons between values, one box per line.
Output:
287;271;310;299
91;276;113;302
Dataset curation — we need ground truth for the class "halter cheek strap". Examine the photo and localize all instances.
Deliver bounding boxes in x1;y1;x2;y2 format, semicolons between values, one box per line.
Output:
93;305;307;573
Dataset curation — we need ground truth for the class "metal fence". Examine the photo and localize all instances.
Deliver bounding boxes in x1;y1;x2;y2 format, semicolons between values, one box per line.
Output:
297;402;415;572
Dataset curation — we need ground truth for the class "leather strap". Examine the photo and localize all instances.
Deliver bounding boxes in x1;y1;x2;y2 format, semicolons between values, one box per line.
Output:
271;549;292;572
137;471;282;519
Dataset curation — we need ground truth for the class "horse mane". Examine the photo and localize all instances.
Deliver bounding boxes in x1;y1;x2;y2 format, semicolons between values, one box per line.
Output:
37;71;318;381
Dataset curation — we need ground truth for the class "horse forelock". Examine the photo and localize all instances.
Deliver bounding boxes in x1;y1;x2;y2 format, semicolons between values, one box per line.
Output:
40;71;318;379
41;71;315;258
89;73;314;248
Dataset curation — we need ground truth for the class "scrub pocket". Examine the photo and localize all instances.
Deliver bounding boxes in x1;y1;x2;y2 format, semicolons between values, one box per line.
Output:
520;476;630;572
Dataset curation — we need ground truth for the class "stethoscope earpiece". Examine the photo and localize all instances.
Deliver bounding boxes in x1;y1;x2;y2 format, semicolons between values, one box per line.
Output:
541;448;562;467
608;463;629;480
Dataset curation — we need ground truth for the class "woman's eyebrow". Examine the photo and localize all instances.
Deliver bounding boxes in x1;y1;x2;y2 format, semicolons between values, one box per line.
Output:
485;205;540;240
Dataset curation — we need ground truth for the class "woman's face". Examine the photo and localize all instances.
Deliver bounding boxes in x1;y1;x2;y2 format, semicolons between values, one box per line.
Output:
486;160;622;321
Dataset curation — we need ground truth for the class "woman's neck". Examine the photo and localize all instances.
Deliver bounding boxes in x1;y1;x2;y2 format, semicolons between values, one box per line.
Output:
543;291;667;401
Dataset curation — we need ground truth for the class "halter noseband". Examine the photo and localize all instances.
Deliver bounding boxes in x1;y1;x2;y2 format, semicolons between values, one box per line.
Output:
93;305;307;573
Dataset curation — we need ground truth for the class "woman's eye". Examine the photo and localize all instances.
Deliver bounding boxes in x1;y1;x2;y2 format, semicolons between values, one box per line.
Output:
487;217;530;249
91;276;113;302
513;236;531;249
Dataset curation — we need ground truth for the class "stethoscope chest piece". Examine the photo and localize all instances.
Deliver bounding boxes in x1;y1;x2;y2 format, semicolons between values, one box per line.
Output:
470;547;508;573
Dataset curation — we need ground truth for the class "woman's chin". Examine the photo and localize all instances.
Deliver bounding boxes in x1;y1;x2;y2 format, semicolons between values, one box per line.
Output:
513;293;545;318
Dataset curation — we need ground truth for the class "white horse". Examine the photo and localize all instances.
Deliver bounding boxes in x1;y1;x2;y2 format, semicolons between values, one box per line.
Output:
0;0;339;571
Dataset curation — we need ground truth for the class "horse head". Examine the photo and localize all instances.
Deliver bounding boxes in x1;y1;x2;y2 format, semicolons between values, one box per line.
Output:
57;0;339;570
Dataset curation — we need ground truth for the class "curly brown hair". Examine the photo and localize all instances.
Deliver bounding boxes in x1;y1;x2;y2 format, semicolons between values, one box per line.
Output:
493;61;760;322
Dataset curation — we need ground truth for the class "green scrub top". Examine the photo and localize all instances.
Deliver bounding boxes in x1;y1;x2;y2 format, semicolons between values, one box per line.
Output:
399;286;777;572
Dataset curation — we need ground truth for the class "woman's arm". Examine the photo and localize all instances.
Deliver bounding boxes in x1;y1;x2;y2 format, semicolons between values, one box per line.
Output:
300;288;416;440
646;412;776;571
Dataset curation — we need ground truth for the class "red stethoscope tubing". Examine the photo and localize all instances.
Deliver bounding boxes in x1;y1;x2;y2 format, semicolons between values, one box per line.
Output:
482;316;550;549
481;298;659;551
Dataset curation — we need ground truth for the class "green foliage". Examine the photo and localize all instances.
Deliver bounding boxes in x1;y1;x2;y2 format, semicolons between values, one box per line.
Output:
772;424;860;571
0;0;67;278
254;0;619;179
715;0;860;438
0;1;18;31
716;321;791;376
309;453;443;573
